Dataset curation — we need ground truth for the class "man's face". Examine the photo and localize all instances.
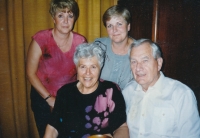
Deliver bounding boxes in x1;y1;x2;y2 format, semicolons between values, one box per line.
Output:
130;43;163;91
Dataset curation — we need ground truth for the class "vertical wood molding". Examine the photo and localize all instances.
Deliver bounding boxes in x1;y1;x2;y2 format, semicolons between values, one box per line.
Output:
152;0;158;42
114;0;117;5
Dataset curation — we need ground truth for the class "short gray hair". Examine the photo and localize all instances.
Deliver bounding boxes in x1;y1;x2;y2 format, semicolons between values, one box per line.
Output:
129;39;162;59
73;43;106;68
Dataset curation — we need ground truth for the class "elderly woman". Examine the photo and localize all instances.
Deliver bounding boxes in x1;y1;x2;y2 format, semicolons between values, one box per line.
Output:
95;5;135;90
26;0;86;137
44;43;129;138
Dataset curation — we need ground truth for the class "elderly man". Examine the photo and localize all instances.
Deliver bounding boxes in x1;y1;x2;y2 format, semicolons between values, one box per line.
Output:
122;39;200;138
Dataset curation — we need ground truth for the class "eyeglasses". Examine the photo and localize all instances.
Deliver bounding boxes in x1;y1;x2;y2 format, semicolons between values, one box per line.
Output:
94;40;107;51
94;41;110;61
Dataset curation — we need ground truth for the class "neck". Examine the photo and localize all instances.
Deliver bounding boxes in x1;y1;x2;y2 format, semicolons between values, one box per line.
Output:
52;29;71;48
77;82;99;94
53;29;71;39
142;73;161;92
112;38;130;55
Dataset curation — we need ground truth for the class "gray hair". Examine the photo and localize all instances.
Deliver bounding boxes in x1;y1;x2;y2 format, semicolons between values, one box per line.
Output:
73;43;106;68
129;39;162;59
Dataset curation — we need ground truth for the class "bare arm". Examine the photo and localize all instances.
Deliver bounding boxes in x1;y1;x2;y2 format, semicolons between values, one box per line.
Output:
113;123;129;138
26;40;55;108
43;124;58;138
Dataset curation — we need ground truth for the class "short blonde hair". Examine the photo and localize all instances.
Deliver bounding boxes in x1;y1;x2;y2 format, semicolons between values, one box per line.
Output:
102;5;131;27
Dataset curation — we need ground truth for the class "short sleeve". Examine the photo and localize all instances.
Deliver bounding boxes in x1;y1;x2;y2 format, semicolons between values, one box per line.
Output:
73;32;87;45
32;29;51;47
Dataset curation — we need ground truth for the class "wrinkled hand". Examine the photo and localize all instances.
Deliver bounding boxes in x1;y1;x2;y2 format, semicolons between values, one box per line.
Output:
105;134;113;138
46;96;55;112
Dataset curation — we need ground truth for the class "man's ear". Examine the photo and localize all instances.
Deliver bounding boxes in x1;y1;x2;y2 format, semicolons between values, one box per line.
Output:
157;57;163;71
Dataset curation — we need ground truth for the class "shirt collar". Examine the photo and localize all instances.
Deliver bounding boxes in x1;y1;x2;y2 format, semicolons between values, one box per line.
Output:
135;71;165;93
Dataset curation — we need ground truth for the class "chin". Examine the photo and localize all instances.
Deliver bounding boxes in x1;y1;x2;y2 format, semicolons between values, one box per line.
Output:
137;80;146;85
113;39;123;43
82;83;91;87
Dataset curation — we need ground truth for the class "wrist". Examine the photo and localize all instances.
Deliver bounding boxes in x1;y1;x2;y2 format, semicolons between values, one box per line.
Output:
44;94;52;101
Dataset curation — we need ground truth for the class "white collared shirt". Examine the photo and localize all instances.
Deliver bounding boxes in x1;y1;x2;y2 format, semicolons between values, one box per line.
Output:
122;72;200;138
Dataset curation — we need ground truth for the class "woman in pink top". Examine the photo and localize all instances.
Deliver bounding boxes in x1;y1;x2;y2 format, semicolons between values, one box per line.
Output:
26;0;87;137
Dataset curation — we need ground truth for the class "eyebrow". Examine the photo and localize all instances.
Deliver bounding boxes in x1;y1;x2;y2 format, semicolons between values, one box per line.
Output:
130;56;150;60
58;9;72;14
142;56;149;59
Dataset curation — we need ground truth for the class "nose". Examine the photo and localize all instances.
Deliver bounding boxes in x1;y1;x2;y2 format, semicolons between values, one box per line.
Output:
136;62;143;71
85;68;91;75
113;25;117;32
63;16;68;23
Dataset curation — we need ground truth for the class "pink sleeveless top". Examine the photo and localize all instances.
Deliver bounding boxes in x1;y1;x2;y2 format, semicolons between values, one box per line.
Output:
33;29;87;96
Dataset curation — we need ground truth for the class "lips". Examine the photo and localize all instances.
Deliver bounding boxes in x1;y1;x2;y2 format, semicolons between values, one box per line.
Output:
137;73;145;77
136;73;146;79
113;34;120;36
84;77;92;81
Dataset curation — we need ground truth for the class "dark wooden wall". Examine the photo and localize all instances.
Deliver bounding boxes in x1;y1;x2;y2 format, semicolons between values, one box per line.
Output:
118;0;154;39
118;0;200;92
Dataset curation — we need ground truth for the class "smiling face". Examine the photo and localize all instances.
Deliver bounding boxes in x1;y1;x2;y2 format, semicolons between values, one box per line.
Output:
53;8;75;34
106;16;130;44
130;43;163;91
77;56;101;94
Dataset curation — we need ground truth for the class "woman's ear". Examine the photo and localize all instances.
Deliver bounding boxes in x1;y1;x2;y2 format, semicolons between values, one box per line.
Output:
52;17;55;24
128;23;130;31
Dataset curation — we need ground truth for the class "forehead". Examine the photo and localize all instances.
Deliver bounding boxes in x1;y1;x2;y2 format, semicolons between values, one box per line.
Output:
56;7;72;14
106;16;126;23
130;43;153;59
78;56;99;65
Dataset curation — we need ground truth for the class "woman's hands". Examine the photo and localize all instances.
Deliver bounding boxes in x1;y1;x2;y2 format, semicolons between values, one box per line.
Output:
104;134;113;138
43;124;58;138
113;123;129;138
46;96;56;111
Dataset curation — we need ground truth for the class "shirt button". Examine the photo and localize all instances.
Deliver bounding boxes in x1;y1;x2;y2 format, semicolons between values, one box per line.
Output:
142;114;144;116
131;113;134;118
140;133;142;135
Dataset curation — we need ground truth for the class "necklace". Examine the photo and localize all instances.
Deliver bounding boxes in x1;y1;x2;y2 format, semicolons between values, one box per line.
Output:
52;30;71;48
112;42;129;55
57;43;66;48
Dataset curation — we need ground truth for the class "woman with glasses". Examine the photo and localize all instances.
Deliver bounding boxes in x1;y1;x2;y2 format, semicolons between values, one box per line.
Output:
44;43;128;138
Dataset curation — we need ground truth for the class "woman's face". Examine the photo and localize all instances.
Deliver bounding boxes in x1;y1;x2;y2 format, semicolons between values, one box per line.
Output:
106;16;130;43
53;8;75;34
77;56;101;93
